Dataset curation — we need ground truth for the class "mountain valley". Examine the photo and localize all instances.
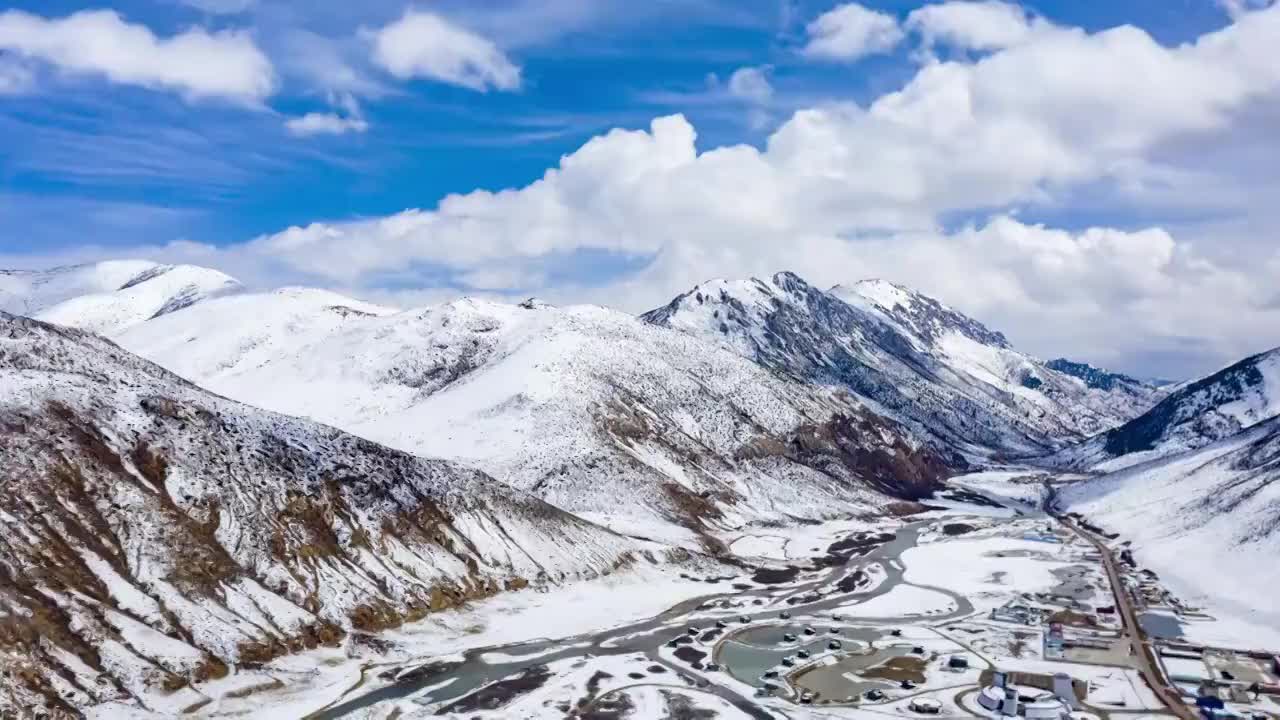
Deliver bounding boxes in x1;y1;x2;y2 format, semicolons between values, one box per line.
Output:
1;260;1277;719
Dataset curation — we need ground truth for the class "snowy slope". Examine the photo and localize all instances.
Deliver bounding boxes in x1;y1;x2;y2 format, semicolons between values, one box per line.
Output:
36;264;243;334
0;312;668;717
643;273;1158;464
833;279;1162;437
1059;416;1280;646
0;261;243;334
116;289;955;548
0;261;161;315
1068;347;1280;470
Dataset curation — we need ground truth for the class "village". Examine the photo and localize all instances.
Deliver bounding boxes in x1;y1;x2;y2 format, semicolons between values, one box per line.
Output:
283;481;1280;720
638;490;1280;720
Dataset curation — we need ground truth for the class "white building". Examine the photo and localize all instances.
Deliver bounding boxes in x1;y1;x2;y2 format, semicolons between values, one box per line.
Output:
978;682;1071;720
909;698;943;714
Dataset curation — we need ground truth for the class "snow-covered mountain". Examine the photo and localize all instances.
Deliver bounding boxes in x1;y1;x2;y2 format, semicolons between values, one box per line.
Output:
835;280;1162;436
1067;347;1280;470
0;312;669;717
1;261;159;314
114;288;953;549
1059;415;1280;641
0;261;241;335
642;273;1160;462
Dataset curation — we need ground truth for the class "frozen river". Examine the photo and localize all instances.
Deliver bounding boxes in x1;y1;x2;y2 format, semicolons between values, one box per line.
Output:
310;517;985;718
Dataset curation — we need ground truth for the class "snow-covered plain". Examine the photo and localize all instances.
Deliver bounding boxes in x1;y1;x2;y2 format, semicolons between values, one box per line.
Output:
836;584;958;618
904;535;1079;611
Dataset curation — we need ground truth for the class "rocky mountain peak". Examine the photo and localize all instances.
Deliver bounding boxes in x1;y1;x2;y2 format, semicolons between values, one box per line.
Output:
833;278;1011;350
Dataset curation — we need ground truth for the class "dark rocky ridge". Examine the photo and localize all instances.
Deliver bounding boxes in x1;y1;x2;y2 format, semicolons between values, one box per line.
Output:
1102;348;1277;456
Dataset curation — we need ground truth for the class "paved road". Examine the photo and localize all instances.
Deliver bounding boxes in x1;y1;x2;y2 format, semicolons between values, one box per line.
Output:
1054;512;1197;720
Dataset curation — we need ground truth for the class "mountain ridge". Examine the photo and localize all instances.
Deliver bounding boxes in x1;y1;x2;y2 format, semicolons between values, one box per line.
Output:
643;271;1162;461
0;311;677;716
112;287;955;550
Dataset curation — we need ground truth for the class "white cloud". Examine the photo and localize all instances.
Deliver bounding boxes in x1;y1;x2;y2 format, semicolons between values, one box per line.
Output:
12;5;1280;376
811;217;1278;374
285;112;369;137
277;28;390;99
905;1;1046;52
370;11;520;92
0;9;275;103
727;66;774;104
225;6;1278;272
285;92;369;137
0;57;32;94
801;3;904;62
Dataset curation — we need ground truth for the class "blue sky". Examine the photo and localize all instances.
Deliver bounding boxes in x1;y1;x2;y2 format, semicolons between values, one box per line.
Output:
0;0;1241;249
1;0;1278;377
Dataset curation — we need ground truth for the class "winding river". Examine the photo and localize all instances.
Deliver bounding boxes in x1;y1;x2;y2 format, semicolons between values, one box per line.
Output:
311;520;982;718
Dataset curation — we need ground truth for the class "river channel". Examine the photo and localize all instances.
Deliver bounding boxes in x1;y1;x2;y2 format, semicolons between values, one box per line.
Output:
312;518;987;718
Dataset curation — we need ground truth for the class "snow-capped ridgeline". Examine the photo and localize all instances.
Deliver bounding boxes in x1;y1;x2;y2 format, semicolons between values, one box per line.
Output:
831;279;1163;438
643;272;1160;462
116;288;953;548
0;312;667;716
833;278;1012;350
0;260;160;315
1073;347;1280;470
0;261;242;335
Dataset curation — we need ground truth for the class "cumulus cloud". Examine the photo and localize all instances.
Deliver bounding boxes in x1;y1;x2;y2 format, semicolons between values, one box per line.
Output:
802;3;904;62
12;5;1280;376
223;7;1278;272
0;9;275;103
727;66;774;104
814;218;1277;375
370;11;520;92
905;1;1046;52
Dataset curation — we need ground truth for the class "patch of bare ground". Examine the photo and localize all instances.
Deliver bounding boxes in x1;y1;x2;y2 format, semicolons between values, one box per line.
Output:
862;656;928;684
433;664;551;715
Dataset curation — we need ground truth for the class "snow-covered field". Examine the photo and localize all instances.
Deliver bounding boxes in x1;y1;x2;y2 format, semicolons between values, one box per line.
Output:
835;584;958;618
904;534;1078;611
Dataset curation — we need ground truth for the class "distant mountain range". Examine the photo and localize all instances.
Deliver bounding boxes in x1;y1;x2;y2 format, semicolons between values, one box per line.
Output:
1;261;241;335
2;259;1276;716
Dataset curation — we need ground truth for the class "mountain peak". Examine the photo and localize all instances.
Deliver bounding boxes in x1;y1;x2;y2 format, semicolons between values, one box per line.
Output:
831;279;1011;350
32;262;244;335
